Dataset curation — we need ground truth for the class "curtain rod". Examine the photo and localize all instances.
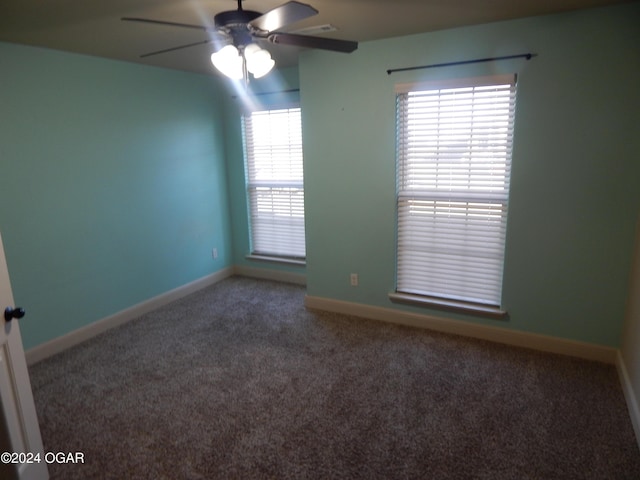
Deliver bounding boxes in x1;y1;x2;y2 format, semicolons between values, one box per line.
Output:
386;53;537;75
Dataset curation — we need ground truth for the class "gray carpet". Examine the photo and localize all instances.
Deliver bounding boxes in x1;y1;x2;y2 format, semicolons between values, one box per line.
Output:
29;276;640;479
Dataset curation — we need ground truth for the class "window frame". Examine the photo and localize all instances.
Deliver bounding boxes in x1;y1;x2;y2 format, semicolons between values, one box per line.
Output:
390;75;517;318
242;103;306;264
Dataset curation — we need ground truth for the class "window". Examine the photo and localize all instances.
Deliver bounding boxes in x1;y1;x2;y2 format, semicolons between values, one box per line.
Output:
243;107;305;260
394;75;516;310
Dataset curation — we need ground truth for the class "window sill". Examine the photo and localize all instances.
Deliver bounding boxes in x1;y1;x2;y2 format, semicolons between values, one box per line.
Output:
388;292;508;320
246;254;306;267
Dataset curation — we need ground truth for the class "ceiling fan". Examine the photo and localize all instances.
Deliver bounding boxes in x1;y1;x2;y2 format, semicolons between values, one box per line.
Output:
122;0;358;80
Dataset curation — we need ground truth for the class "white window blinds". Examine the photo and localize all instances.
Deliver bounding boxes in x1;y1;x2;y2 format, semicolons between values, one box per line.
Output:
243;107;305;258
396;75;516;306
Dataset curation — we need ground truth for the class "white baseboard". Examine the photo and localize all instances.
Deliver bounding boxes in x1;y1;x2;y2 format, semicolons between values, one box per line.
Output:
24;268;613;366
304;295;618;364
25;267;234;366
233;265;306;285
616;351;640;449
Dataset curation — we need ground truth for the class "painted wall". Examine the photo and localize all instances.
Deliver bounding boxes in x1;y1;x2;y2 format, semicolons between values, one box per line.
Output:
0;42;232;350
2;3;638;352
221;67;306;278
299;3;640;346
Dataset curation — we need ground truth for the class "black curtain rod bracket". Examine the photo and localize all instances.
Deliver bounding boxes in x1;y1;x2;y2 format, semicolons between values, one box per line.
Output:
387;53;537;75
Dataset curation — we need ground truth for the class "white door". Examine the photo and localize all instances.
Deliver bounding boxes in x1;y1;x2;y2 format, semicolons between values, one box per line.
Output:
0;232;48;480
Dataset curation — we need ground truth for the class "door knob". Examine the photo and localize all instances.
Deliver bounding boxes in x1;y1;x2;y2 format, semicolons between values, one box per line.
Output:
4;307;25;322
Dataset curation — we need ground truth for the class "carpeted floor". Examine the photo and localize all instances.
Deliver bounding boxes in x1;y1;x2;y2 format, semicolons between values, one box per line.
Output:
28;276;640;479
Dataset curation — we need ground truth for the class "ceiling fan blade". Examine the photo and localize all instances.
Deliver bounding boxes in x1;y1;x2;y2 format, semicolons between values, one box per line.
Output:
268;33;358;53
139;39;213;58
122;17;214;32
249;1;318;33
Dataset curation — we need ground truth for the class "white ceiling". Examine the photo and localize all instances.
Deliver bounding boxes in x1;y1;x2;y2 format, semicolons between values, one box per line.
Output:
0;0;631;76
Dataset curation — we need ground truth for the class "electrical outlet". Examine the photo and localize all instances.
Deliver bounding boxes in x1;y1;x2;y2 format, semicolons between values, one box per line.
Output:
350;273;358;287
212;248;218;259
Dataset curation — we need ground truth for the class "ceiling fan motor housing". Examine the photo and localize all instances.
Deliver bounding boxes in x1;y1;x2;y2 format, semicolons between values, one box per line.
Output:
214;9;263;46
214;9;262;28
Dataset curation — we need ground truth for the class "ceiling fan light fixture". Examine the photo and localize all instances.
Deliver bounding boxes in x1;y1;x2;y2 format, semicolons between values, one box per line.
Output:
244;44;275;79
212;43;275;81
211;45;243;80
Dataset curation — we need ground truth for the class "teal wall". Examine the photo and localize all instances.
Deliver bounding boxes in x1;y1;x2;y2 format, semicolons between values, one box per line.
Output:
221;67;306;277
299;3;640;347
0;42;232;350
1;2;638;352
